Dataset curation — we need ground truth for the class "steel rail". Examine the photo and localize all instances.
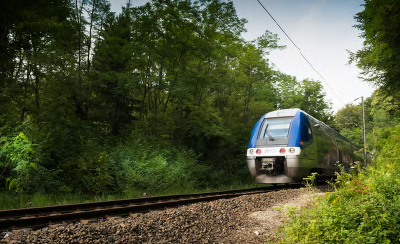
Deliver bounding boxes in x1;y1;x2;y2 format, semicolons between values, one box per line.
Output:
0;184;302;231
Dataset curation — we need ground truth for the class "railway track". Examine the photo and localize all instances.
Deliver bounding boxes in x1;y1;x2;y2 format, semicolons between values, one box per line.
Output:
0;184;302;231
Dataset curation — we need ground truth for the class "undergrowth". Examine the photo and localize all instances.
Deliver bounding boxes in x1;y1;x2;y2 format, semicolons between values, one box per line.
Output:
279;124;400;243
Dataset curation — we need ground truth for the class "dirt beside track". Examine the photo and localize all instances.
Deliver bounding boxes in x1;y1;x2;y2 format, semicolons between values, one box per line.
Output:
1;186;332;244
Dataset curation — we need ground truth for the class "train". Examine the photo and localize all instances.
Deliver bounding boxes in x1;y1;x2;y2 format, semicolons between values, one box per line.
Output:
247;108;363;184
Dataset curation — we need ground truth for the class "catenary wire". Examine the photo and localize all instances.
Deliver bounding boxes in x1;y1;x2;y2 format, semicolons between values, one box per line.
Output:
165;2;360;128
256;0;363;127
256;0;346;105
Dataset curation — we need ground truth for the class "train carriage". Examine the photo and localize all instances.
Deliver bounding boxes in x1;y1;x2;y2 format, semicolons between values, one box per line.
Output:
247;108;362;183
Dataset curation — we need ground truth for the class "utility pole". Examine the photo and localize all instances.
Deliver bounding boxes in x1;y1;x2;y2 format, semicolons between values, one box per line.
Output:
361;96;367;166
355;96;367;166
354;96;367;166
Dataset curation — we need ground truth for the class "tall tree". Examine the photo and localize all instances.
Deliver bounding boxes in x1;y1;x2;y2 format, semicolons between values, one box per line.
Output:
90;6;137;136
350;0;400;94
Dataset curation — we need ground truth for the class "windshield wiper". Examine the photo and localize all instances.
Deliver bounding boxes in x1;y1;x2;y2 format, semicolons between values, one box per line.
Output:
263;125;275;141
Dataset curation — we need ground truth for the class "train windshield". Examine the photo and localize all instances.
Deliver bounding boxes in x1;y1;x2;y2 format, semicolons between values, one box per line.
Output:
258;117;293;139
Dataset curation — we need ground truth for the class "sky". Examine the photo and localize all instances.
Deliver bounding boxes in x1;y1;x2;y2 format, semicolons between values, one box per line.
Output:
110;0;375;112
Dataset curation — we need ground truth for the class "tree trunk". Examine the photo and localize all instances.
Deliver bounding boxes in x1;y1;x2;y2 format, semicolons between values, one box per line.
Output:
87;0;97;73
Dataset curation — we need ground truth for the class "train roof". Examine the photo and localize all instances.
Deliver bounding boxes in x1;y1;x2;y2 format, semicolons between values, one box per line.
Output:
264;108;301;118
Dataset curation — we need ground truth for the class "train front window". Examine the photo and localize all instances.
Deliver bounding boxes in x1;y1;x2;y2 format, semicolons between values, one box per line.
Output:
258;118;293;139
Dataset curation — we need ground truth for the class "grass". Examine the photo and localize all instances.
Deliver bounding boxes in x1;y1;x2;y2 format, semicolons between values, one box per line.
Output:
0;183;265;210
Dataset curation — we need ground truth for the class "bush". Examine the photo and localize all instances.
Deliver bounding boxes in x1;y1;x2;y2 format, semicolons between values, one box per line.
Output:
106;137;206;192
0;128;250;196
0;133;41;193
280;168;400;243
280;123;400;243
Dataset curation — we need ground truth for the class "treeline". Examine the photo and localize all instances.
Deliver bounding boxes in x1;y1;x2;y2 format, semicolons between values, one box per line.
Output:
0;0;332;195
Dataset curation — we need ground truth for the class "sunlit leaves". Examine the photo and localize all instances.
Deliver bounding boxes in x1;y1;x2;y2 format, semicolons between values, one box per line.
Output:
350;0;400;93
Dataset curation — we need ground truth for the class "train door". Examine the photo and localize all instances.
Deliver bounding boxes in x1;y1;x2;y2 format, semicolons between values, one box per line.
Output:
324;137;339;177
342;143;352;171
315;125;331;167
300;118;318;169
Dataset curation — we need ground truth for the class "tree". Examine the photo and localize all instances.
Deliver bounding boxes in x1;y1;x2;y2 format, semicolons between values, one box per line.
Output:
276;74;332;123
90;6;137;136
335;88;400;155
368;89;400;153
350;0;400;94
0;0;338;194
335;101;372;148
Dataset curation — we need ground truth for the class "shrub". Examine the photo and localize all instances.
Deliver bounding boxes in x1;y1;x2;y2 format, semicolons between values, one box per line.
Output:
279;123;400;243
0;130;249;195
106;137;205;192
0;133;41;193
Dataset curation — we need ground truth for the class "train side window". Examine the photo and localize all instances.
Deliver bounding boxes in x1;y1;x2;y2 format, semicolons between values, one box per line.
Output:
308;125;313;138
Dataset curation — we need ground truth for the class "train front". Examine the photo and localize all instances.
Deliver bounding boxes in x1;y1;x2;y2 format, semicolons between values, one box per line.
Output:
247;109;311;184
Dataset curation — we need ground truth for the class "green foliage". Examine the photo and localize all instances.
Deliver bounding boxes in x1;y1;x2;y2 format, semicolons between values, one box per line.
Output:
277;74;333;123
105;134;250;191
0;182;259;210
0;0;333;197
106;138;199;191
350;0;400;94
280;124;400;243
0;133;40;193
335;88;400;160
369;90;400;153
281;170;400;243
375;123;400;166
303;172;319;187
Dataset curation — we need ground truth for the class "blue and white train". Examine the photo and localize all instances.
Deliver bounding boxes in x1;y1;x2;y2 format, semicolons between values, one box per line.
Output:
247;109;362;184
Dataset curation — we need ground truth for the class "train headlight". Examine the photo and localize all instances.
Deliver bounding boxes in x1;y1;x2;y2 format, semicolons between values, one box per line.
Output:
249;149;254;154
280;148;286;154
289;148;295;153
256;149;262;154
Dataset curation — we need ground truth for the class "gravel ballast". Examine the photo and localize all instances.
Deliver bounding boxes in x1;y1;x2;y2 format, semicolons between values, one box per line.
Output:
1;186;332;243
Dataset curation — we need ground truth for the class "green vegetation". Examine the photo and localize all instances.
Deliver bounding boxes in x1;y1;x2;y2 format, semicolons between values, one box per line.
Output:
335;88;400;157
349;0;400;94
280;127;400;243
279;0;400;243
3;3;400;243
0;0;332;202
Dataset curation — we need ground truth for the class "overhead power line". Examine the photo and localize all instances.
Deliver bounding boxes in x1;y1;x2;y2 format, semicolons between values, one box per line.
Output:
256;0;300;52
256;0;345;105
166;2;359;128
336;114;359;127
256;0;364;128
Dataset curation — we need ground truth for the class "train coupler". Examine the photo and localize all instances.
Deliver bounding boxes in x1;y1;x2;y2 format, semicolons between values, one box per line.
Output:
261;158;276;171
